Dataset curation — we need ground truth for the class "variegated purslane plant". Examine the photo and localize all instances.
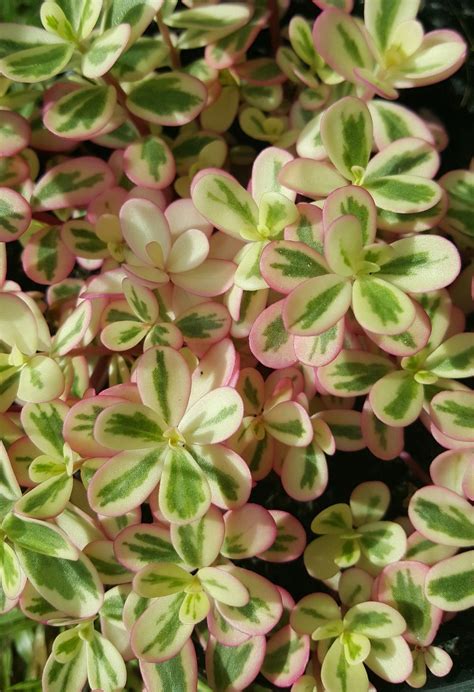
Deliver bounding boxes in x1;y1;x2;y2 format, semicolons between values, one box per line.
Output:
0;0;472;690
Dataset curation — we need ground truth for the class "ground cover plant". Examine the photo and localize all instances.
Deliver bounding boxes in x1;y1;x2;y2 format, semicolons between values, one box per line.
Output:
0;0;472;690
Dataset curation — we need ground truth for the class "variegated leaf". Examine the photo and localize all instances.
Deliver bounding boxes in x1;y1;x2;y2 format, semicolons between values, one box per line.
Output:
318;350;394;396
137;346;191;426
283;274;352;336
131;592;193;662
409;486;474;547
127;72;207;126
320;96;372;180
44;85;117;140
425;550;474;612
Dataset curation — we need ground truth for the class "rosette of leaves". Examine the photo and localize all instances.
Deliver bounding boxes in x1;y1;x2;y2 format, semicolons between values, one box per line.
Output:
313;0;467;99
43;619;126;692
228;367;313;482
291;593;412;691
304;481;407;579
192;146;299;290
100;277;231;352
88;345;250;524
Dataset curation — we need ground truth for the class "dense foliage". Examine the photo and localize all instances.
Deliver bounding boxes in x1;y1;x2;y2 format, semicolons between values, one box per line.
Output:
0;1;472;690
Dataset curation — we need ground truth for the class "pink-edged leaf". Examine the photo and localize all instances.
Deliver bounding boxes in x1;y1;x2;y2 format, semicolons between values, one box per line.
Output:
284;203;324;253
365;635;413;684
318;349;394;397
170;505;224;569
323;186;376;246
159;445;211;525
291;592;340;635
249;300;297;369
294;320;344;367
31;157;114;211
0;188;31;242
88;446;164;516
126;72;207;126
430;391;474;442
261;240;328;294
430;448;473;497
321;96;372;180
283;274;352;337
172;258;235;298
22;226;75;285
178;386;242;445
0;110;30;156
221;503;277;559
377;194;448;234
377;561;442;646
137;346;190;426
313;8;374;83
252;147;296;204
318;409;364;451
425;550;474;612
405;530;458;566
236;368;265;416
365;301;431;356
424;332;474;379
361;399;404;460
43;85;117;140
51;300;91;356
190;443;251;511
339;567;373;607
205;634;266;691
393;29;467;88
124;136;175;190
370;371;423;427
84;539;133;585
262;624;310;687
368;100;434;150
264;400;313;447
364;137;440;182
131;592;193;663
409;485;474;547
364;175;442;214
281;440;329;501
278;158;348;199
64;396;125;458
216;566;283;636
115;523;182;572
140;638;198;692
379;235;460;293
258;510;307;563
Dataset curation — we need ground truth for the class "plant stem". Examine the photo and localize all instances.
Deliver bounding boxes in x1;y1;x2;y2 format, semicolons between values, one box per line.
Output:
400;451;431;485
156;11;181;69
268;0;280;55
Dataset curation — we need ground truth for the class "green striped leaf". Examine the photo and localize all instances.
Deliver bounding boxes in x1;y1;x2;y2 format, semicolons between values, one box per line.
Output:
88;446;164;516
260;240;328;294
221;503;276;559
321;638;369;692
2;512;77;559
216;566;283;636
439;169;474;239
0;187;31;242
281;440;329;502
101;320;149;351
131;592;193;663
264;399;313;447
378;235;460;292
54;0;102;39
0;540;24;599
86;631;127;691
324;186;376;246
314;8;374;82
104;0;163;46
31;156;114;211
21;400;68;458
278;158;348;199
364;175;442;214
137;346;191;426
44;85;117;140
409;486;474;547
176;302;230;345
140;639;197;692
43;645;87;692
424;333;474;379
20;580;66;624
370;371;423;427
0;42;74;83
181;591;212;630
189;444;252;511
0;23;66;58
321;96;372;180
95;402;165;450
192;171;258;240
15;472;72;519
17;355;65;405
127;72;207;126
84;539;133;585
124;135;175;190
170;505;224;569
206;634;266;691
364;137;439;182
368;100;434;150
82;23;130;79
425;550;474;612
318;350;394;396
113;35;169;82
405;530;457;566
377;562;442;646
134;562;192;598
364;0;418;54
344;600;406;638
22;225;75;285
159;447;211;524
115;523;183;572
16;545;103;617
350;481;390;526
199;566;249;607
283;273;352;336
430;390;474;442
359;521;407;567
0;442;21;515
179;387;242;445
